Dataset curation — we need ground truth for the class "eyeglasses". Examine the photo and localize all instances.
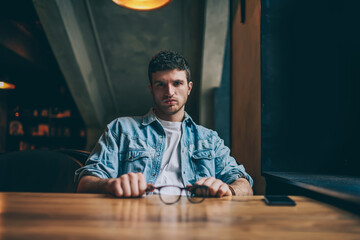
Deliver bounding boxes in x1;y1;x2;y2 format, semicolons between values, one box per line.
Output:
146;185;210;205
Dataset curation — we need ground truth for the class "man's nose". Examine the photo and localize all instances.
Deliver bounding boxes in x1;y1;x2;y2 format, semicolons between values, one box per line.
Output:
165;84;175;96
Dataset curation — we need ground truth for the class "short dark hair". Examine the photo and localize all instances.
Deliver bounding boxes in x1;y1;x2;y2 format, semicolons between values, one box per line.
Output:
148;50;191;84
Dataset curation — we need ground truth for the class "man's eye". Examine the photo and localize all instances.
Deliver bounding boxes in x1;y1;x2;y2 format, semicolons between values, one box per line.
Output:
174;82;182;86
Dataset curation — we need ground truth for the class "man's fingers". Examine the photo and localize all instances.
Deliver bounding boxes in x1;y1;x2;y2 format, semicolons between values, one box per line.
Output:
202;177;217;196
194;177;217;197
128;173;139;197
194;177;208;186
109;173;149;198
137;173;147;196
194;177;232;198
208;180;222;197
216;184;231;198
202;177;217;187
110;179;123;197
120;174;131;197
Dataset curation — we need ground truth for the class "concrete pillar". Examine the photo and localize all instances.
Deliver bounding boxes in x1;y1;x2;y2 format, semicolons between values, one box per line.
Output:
199;0;229;129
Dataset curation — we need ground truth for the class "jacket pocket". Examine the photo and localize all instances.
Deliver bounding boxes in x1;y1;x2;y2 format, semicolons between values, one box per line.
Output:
121;149;152;174
191;149;215;178
126;149;152;161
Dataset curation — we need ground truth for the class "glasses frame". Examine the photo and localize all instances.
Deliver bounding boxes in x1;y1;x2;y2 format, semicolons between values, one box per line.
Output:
146;185;209;205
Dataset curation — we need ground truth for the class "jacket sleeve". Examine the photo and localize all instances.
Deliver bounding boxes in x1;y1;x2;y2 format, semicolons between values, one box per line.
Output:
74;120;120;184
214;135;253;187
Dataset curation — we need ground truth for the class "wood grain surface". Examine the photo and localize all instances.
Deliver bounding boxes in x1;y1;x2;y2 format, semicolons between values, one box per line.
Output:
0;193;359;239
232;0;264;194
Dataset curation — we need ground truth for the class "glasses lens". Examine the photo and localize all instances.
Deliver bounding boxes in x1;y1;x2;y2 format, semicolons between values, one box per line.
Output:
187;185;208;203
159;186;182;204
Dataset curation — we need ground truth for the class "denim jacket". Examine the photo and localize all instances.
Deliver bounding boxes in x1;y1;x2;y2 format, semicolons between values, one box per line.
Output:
75;109;253;187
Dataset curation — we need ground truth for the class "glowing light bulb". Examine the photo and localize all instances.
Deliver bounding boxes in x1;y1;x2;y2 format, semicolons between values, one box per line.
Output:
112;0;171;11
0;81;15;89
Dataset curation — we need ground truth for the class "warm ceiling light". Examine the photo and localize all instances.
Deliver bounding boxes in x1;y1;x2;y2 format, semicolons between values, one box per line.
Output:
0;81;15;90
112;0;171;11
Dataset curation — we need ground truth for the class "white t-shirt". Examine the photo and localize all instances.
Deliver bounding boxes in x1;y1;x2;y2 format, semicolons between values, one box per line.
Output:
154;118;184;195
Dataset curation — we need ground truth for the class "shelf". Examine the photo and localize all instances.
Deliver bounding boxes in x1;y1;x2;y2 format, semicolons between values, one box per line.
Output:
263;171;360;212
6;135;86;151
8;135;85;140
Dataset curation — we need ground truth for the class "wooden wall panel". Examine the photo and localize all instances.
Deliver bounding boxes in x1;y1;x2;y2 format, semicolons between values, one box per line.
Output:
231;0;264;194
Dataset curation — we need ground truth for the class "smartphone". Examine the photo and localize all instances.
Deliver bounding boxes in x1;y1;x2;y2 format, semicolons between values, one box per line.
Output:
264;195;296;206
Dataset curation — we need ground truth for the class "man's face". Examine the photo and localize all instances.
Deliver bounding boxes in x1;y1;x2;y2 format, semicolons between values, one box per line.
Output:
149;69;193;121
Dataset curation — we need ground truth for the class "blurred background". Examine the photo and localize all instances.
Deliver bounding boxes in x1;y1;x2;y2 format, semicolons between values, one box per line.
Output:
0;0;234;152
1;0;359;195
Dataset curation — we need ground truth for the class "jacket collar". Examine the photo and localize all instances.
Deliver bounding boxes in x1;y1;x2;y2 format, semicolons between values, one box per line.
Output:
142;108;195;126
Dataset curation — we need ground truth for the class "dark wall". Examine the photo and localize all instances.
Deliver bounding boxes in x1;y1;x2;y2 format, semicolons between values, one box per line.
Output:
261;0;360;175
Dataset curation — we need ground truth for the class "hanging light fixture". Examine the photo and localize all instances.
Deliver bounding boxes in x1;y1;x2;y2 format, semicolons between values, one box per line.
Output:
0;81;15;90
112;0;171;11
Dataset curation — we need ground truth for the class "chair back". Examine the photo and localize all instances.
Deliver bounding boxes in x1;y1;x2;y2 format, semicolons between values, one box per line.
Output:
55;149;90;166
0;150;83;193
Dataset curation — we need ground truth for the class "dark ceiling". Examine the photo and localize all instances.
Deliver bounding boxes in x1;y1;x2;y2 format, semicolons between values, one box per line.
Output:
0;0;77;110
0;0;61;82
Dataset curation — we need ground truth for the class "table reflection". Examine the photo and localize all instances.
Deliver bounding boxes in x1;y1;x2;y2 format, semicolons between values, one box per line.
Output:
108;196;238;227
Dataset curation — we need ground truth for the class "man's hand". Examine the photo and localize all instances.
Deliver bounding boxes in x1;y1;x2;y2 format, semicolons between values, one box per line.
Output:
77;173;149;198
107;172;148;197
188;177;232;198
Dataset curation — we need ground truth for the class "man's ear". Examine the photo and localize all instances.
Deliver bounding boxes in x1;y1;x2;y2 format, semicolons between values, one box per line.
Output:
188;81;193;95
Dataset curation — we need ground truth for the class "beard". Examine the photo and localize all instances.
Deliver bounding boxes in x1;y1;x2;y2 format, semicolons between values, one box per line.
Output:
153;96;187;117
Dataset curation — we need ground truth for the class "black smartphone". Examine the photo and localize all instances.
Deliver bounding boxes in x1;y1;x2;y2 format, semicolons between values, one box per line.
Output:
264;195;296;206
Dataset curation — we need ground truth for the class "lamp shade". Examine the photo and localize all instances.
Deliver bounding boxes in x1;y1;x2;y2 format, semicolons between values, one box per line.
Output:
112;0;171;11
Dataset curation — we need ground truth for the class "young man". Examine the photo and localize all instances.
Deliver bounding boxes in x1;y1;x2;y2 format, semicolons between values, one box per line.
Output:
75;50;253;197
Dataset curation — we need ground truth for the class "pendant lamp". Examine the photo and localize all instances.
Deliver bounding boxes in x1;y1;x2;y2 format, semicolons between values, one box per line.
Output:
112;0;171;11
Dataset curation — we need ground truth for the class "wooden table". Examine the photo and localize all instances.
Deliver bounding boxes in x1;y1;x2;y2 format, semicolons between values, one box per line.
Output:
0;193;359;239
